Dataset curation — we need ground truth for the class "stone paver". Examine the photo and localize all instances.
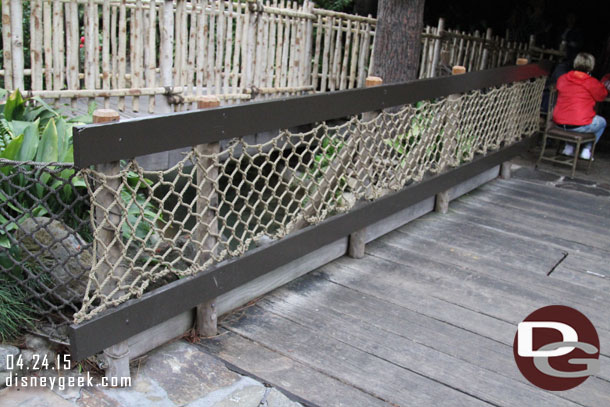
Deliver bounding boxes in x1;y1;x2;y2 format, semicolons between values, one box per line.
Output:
0;339;302;407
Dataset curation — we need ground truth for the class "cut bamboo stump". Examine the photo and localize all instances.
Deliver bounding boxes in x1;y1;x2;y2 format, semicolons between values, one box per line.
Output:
93;109;131;385
195;96;221;337
516;57;528;66
436;66;466;214
348;76;383;259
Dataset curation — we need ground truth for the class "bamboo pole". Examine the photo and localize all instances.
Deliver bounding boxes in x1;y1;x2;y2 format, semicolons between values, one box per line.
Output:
223;0;234;94
357;20;370;86
131;0;143;111
429;18;444;78
339;19;351;90
66;1;79;106
53;0;65;95
10;0;24;91
266;0;277;88
207;0;216;94
274;0;285;88
195;0;206;96
231;0;242;94
43;1;52;90
174;0;184;90
259;1;270;89
145;0;157;112
30;1;44;91
348;21;360;89
311;13;322;89
111;4;118;88
102;0;112;108
1;1;13;90
254;0;265;88
159;0;174;112
330;17;342;91
93;1;100;89
479;28;492;70
281;4;291;88
215;0;225;95
303;0;314;86
117;0;127;110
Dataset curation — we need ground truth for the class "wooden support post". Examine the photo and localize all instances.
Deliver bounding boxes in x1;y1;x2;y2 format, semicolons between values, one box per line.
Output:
500;162;511;180
195;96;220;337
348;76;383;259
435;191;450;214
93;109;131;385
436;66;466;214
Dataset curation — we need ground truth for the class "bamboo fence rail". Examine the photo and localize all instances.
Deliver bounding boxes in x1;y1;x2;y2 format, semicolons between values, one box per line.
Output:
0;1;562;114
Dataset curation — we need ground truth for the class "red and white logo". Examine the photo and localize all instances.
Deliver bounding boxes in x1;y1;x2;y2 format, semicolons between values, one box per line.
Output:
513;305;600;391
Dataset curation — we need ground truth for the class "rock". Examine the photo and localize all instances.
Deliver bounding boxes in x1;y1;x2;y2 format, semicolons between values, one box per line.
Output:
212;385;266;407
24;333;50;351
266;388;303;407
15;217;92;302
0;371;13;389
0;345;20;371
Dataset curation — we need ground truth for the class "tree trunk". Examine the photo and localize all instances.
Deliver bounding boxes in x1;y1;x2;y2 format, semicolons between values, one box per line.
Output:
372;0;425;83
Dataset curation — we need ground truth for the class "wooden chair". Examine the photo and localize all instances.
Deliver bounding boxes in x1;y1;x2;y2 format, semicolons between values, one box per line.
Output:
536;86;596;178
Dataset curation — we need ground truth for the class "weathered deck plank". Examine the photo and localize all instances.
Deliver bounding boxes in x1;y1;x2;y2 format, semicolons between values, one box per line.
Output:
200;176;610;406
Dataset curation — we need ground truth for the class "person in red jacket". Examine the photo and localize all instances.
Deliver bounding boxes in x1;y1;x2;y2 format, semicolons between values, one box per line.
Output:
553;52;608;160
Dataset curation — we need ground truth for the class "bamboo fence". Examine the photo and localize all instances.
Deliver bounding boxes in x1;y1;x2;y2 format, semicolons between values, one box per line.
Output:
0;0;561;113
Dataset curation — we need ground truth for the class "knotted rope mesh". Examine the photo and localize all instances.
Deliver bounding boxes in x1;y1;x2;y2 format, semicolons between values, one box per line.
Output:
74;77;545;322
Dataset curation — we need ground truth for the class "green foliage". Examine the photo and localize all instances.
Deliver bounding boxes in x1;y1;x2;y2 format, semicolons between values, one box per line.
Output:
314;0;354;12
0;247;34;341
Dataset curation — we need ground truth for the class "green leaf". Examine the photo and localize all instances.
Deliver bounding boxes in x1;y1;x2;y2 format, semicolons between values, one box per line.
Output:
0;234;11;249
3;90;25;121
1;134;24;161
36;119;59;162
17;121;40;162
62;145;74;163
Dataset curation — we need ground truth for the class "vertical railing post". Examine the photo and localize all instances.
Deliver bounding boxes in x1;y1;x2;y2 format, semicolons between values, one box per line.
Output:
479;28;492;70
92;109;131;385
436;66;466;214
195;96;221;337
429;18;444;78
1;0;13;90
500;57;528;180
9;0;24;91
160;0;174;112
348;76;383;259
244;0;260;94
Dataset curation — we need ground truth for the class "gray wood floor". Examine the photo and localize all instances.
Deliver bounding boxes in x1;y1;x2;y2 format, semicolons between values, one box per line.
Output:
198;175;610;407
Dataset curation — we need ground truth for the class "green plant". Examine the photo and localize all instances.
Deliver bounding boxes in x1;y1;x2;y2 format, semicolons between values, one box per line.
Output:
0;247;34;341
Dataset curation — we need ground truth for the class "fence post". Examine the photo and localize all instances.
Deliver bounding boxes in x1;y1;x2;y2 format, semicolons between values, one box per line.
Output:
159;0;174;113
195;96;221;337
1;1;13;90
348;76;383;259
429;18;445;78
499;57;528;180
92;109;131;384
9;0;24;91
436;66;466;214
479;28;492;70
244;0;260;93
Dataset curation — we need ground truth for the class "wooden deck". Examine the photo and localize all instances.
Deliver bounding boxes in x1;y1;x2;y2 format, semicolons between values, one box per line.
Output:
198;174;610;407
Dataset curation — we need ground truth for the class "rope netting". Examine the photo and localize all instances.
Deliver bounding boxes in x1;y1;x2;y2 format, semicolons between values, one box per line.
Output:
74;76;545;322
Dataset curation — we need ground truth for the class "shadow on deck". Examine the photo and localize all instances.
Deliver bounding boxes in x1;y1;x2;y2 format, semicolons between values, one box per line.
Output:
198;172;610;407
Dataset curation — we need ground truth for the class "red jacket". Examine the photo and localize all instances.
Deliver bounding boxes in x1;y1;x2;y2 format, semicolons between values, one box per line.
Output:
552;71;608;126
